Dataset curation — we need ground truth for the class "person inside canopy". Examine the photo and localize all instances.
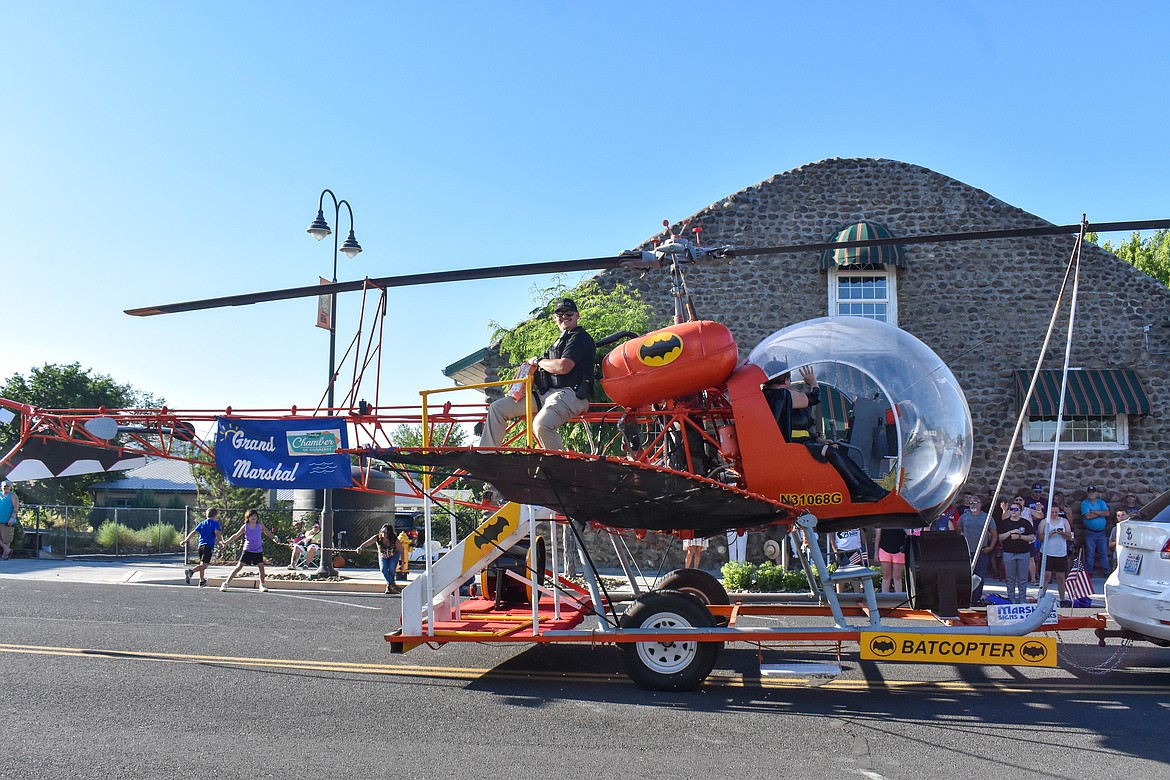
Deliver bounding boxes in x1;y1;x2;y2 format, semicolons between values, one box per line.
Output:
762;366;887;503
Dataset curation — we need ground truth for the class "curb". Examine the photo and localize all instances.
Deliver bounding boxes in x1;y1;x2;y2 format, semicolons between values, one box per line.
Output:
204;576;400;593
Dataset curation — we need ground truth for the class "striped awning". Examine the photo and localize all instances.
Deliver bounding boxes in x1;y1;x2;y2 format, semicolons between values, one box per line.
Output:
819;221;906;269
1013;369;1151;416
818;385;853;439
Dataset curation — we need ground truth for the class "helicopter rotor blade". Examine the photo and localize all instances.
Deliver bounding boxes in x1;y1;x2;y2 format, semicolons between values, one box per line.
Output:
125;218;1170;318
721;218;1170;259
124;254;640;316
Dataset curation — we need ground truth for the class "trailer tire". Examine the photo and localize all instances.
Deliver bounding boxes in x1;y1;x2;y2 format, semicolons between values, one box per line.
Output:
658;568;730;625
619;590;719;691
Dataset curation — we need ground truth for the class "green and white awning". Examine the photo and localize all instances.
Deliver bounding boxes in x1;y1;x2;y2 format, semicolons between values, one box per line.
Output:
1013;369;1151;417
819;221;906;269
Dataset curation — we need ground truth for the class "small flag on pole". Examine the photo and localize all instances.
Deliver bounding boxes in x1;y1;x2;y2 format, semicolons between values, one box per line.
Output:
1066;553;1094;603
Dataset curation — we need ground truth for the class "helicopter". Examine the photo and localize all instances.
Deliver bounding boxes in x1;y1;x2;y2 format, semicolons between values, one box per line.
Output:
3;215;1165;690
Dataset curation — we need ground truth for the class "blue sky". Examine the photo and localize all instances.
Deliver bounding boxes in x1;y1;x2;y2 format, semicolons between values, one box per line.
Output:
2;1;1167;414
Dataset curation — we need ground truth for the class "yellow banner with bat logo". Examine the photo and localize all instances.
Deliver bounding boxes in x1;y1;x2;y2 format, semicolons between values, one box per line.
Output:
860;631;1057;666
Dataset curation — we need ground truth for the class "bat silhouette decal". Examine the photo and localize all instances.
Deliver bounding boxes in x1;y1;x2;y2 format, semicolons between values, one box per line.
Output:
637;332;684;367
1021;642;1048;662
474;515;510;549
868;636;896;656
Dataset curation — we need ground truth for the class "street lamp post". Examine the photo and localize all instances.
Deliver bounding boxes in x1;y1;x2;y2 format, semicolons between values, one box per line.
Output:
307;188;362;578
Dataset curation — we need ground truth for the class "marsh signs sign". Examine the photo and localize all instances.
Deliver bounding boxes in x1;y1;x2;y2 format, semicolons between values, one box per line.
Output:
214;417;350;489
860;631;1057;667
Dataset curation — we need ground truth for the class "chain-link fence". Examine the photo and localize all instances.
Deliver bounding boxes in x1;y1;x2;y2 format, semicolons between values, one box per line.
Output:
17;504;192;557
13;503;477;566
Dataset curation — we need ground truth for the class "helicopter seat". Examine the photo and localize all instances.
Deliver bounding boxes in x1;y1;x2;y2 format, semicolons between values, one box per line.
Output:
842;397;891;478
803;440;888;504
761;376;888;503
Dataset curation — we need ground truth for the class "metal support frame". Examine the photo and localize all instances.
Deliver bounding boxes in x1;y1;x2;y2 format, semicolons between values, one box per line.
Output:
790;513;881;628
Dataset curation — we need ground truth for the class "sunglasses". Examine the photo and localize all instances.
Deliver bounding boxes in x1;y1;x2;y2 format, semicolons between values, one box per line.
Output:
553;311;576;318
1009;507;1021;512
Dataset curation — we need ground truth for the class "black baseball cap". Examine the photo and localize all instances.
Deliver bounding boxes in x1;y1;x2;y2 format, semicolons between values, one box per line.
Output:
1087;485;1099;492
552;297;578;313
1031;483;1043;491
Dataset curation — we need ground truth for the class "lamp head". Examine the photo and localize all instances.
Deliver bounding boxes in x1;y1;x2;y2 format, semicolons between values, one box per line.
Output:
339;229;362;259
307;210;332;241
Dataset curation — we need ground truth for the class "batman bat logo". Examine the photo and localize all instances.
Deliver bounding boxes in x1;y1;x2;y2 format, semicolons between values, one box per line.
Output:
868;636;896;656
473;515;510;549
1021;642;1047;662
637;332;684;367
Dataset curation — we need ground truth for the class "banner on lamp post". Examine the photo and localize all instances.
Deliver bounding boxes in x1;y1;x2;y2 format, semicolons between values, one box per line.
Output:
316;276;332;330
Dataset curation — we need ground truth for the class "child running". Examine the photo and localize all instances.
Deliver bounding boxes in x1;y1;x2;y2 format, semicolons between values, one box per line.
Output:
179;507;223;587
219;509;281;592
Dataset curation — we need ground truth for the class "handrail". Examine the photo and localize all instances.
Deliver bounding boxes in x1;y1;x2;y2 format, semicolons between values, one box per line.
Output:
419;373;535;450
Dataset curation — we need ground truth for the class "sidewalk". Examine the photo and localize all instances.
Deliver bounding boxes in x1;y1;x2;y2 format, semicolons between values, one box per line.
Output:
0;554;397;593
0;554;1112;608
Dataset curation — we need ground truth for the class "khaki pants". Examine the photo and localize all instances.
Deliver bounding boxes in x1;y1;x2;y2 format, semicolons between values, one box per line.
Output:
481;388;588;451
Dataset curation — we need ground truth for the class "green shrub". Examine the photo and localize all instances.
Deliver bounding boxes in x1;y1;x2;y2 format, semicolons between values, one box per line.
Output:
720;560;813;592
783;567;812;592
751;561;784;591
94;520;137;549
721;561;754;591
134;523;182;549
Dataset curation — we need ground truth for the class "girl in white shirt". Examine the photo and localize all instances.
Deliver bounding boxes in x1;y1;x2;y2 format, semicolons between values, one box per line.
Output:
1039;505;1075;605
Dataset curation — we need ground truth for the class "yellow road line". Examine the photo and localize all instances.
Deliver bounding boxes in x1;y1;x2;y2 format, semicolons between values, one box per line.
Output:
0;642;1164;693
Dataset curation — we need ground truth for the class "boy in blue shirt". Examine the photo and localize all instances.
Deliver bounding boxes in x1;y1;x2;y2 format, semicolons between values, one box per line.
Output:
180;508;223;587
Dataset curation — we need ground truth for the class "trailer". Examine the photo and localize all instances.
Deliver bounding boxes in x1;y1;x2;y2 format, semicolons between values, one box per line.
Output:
386;503;1104;690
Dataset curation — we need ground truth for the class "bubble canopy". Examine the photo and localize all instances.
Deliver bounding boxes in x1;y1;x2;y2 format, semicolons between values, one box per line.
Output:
747;316;972;520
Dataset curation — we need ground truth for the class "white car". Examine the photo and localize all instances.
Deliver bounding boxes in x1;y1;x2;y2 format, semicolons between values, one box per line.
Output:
408;539;449;564
1104;490;1170;645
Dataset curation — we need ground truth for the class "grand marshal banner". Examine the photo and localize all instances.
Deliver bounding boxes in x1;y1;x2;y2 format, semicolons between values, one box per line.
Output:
214;417;351;489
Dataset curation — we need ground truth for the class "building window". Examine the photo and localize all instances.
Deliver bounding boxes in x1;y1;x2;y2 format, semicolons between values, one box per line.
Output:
828;268;897;324
1013;368;1148;452
1022;415;1127;451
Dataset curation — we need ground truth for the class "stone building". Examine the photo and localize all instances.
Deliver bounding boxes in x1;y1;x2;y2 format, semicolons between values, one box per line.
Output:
455;158;1168;566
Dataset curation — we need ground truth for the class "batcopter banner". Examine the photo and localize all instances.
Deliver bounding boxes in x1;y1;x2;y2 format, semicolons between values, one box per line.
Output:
214;418;351;489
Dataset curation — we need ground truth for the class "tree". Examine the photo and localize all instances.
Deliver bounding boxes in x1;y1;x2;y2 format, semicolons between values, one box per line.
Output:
389;422;469;448
192;462;269;520
0;363;166;506
489;276;665;385
388;423;479;545
1090;229;1170;287
487;276;665;454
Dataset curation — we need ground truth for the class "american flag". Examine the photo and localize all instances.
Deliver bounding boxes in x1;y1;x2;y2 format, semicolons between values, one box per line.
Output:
1066;553;1094;602
849;550;869;566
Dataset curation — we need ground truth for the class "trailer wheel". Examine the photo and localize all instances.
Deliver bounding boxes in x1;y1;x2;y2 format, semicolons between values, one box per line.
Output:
619;590;719;691
658;568;730;625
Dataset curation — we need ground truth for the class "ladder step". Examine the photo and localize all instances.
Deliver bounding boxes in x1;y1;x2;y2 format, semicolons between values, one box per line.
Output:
760;662;842;686
828;565;879;583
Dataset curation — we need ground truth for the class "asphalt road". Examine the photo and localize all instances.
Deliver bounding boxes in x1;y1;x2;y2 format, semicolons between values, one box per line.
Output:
1;579;1167;780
